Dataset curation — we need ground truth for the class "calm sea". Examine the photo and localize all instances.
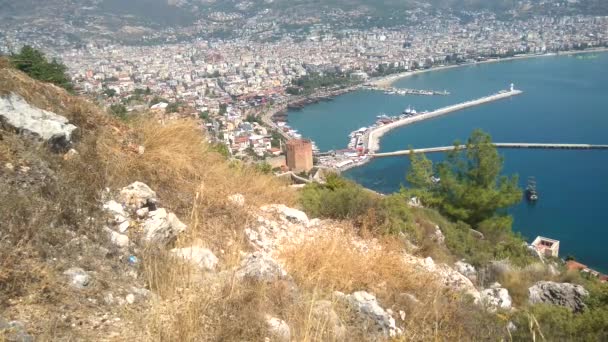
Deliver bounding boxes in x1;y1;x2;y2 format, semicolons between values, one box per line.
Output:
287;52;608;272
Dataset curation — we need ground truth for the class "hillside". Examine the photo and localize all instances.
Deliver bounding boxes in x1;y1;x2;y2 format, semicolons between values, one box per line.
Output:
1;59;608;341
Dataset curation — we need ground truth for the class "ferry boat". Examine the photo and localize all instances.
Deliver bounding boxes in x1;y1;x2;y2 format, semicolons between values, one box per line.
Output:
526;177;539;202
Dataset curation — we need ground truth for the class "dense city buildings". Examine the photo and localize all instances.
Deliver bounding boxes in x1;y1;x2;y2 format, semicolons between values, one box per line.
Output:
286;139;313;173
2;6;607;164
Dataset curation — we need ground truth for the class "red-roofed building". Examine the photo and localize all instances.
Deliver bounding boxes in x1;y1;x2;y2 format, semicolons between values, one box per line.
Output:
566;260;587;271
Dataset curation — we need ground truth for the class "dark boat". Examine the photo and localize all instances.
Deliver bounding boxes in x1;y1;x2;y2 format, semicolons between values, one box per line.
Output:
526;177;539;201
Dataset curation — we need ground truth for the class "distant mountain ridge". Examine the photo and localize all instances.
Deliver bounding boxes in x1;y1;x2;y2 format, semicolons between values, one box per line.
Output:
2;0;606;25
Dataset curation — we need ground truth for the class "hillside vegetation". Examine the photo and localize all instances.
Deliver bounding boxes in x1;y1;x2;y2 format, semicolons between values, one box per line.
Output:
1;59;608;341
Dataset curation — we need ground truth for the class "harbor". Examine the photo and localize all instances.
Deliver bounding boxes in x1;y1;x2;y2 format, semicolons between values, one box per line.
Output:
366;85;523;153
365;84;450;96
311;85;523;171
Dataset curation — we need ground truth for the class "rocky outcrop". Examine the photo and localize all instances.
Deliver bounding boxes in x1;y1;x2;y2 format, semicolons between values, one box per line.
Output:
170;246;218;271
479;283;512;311
236;251;288;282
528;281;589;312
403;255;480;299
335;291;402;338
0;92;78;151
103;182;188;247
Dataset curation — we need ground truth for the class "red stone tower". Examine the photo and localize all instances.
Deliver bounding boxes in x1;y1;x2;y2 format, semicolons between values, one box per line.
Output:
286;139;313;173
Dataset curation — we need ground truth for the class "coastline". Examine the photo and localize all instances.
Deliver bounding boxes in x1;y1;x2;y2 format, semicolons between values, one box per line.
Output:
371;47;608;88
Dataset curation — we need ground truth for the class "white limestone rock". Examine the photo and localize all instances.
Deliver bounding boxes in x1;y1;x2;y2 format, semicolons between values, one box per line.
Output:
403;254;480;299
136;207;149;219
261;204;309;225
480;283;512;311
63;267;91;289
455;260;477;282
236;251;288;282
171;246;218;271
118;220;130;233
432;225;445;244
0;93;78;151
335;291;402;338
108;229;130;248
142;208;187;245
119;182;157;210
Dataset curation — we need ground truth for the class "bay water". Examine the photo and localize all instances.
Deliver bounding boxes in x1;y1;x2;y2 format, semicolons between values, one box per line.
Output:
287;52;608;272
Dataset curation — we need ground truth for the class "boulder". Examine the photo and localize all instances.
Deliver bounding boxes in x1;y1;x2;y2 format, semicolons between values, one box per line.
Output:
63;267;91;289
235;252;288;282
335;291;401;337
142;208;187;245
528;281;589;312
266;316;291;342
479;283;512;311
171;246;218;271
119;182;157;210
0;93;78;151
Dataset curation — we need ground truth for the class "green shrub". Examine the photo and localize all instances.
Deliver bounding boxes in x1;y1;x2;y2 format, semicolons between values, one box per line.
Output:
511;302;608;341
413;208;534;267
299;174;413;235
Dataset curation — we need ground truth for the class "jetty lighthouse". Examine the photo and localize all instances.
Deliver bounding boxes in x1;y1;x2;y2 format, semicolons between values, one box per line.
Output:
510;83;515;92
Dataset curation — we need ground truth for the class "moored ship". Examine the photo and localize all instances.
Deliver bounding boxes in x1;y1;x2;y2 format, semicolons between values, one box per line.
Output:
526;176;539;201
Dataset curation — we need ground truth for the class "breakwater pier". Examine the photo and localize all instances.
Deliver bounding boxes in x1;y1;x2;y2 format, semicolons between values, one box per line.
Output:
366;87;523;152
372;143;608;157
365;85;450;96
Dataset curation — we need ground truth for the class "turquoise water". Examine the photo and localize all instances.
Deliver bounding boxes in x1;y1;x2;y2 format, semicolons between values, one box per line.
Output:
288;53;608;272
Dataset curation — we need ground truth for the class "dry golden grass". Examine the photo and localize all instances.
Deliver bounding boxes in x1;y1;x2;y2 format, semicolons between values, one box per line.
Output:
101;118;295;211
280;234;431;302
279;233;509;341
